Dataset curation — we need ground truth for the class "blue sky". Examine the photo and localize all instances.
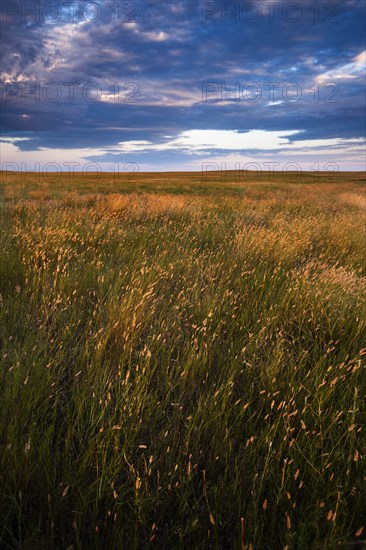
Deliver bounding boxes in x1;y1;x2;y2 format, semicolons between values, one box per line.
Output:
1;0;365;172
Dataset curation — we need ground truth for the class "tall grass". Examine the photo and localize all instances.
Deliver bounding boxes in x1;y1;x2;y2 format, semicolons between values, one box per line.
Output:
0;172;365;549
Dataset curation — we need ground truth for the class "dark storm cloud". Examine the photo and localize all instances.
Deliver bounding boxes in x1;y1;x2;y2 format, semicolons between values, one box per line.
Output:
1;0;365;168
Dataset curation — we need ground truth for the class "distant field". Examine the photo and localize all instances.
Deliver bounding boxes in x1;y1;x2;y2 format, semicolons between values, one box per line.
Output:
0;171;365;549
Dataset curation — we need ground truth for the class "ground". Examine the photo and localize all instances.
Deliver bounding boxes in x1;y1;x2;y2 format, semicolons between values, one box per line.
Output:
0;171;365;549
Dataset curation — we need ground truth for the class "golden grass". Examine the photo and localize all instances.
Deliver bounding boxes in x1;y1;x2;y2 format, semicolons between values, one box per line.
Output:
339;192;366;209
0;171;365;549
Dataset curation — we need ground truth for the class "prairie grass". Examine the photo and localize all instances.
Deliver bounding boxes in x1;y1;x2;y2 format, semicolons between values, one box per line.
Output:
0;171;365;549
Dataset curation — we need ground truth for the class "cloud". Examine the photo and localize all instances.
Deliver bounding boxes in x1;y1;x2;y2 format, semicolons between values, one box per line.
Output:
0;137;31;143
122;22;169;42
316;50;366;82
108;128;365;154
1;0;365;169
113;130;303;153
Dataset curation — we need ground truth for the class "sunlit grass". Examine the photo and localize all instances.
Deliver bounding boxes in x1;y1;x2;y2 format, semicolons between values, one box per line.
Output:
0;172;365;549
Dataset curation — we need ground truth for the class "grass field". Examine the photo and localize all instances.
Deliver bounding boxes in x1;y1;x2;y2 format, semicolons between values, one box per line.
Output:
0;171;365;549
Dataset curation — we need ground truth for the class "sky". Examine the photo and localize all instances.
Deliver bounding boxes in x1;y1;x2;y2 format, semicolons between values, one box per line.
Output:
1;0;365;173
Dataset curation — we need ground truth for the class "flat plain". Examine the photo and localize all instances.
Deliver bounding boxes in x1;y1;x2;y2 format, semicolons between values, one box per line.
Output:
0;171;365;549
